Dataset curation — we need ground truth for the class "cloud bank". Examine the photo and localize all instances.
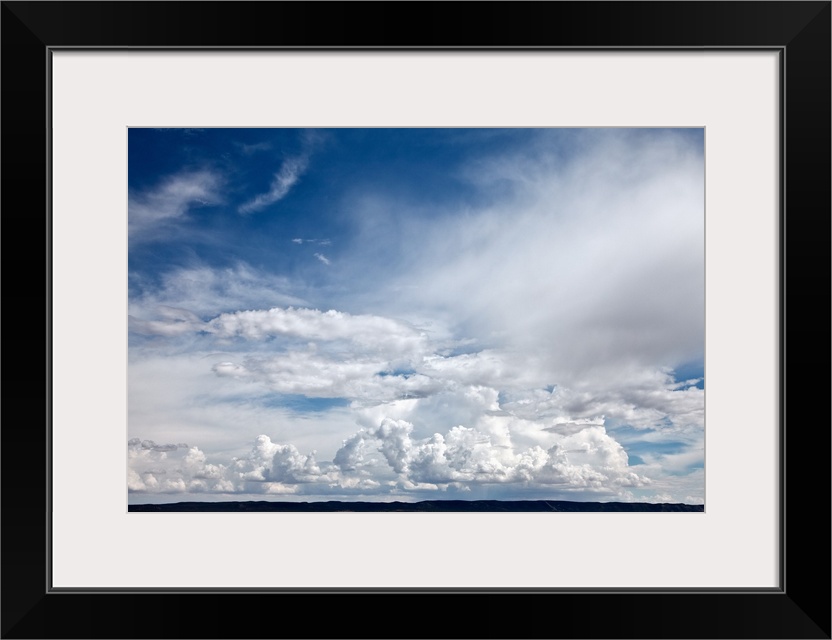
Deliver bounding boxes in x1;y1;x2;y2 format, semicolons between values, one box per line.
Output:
129;419;649;500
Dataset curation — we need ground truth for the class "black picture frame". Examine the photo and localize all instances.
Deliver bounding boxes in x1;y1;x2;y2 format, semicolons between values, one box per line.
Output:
2;2;829;638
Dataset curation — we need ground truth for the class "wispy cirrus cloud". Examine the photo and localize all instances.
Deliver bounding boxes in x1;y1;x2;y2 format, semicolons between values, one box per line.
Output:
128;263;308;325
237;141;273;155
238;155;309;214
292;238;331;245
129;170;221;239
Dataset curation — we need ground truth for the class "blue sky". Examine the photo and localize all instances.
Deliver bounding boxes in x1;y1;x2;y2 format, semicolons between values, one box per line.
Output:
128;128;704;505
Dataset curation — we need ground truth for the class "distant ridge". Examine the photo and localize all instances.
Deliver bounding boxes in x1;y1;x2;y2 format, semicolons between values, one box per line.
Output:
129;500;703;512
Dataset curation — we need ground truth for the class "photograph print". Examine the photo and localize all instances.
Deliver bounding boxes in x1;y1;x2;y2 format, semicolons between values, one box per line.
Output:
128;128;704;512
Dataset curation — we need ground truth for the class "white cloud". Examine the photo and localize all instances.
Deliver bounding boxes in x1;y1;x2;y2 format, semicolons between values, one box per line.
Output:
639;447;705;475
314;253;331;265
128;306;204;337
207;307;428;357
630;468;705;506
419;351;514;389
128;351;361;460
129;418;651;500
238;141;272;155
212;351;442;405
238;156;308;214
129;435;319;495
128;439;234;494
331;419;649;493
292;238;331;245
129;263;308;330
231;434;322;483
129;170;221;239
341;130;704;387
500;371;704;433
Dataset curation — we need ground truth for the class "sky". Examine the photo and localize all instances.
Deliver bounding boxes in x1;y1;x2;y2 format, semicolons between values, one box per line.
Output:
127;128;705;505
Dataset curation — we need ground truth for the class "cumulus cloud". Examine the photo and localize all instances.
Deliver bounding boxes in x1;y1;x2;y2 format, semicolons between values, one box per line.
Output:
128;438;234;493
129;435;317;495
130;419;649;499
314;253;331;265
231;435;322;483
331;419;649;493
238;155;308;214
129;170;221;239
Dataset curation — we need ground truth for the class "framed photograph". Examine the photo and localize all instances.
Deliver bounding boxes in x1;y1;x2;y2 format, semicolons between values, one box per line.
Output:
3;2;829;638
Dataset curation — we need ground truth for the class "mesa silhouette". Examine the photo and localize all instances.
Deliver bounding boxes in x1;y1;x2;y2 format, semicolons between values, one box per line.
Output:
129;500;704;512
